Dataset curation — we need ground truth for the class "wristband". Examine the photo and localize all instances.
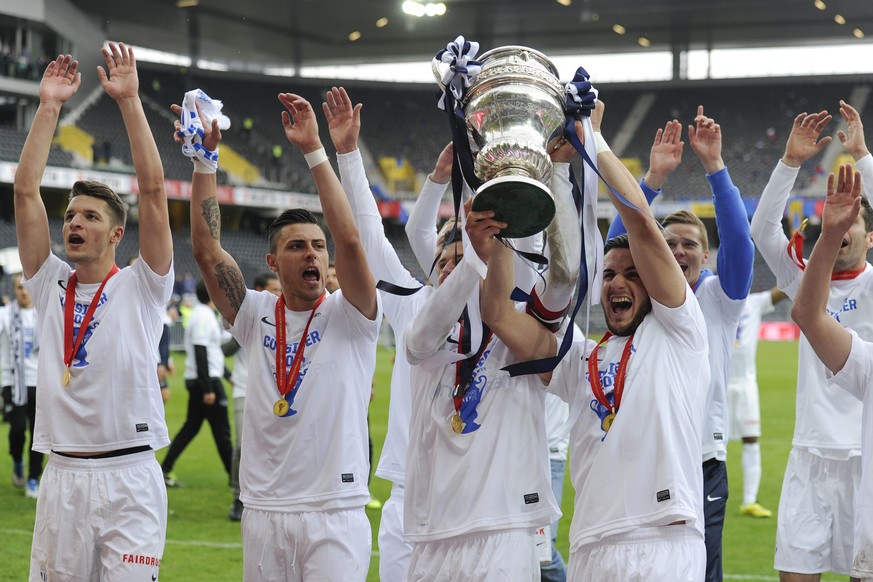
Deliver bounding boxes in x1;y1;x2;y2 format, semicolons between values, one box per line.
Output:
304;148;329;169
593;132;611;153
193;159;215;174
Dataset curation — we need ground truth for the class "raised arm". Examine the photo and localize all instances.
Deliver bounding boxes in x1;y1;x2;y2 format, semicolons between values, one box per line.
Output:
750;111;832;288
839;100;873;201
791;164;859;373
689;105;753;299
327;87;419;289
606;119;683;239
406;143;453;283
480;231;557;380
405;201;498;364
838;100;870;163
98;43;172;276
14;55;81;278
177;104;246;325
596;103;687;307
280;91;377;320
524;132;582;330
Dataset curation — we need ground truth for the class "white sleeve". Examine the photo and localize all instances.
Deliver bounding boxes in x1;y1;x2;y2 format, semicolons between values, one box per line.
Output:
227;289;262;349
828;329;873;401
406;177;448;283
529;162;581;309
131;254;175;308
336;150;420;290
22;253;68;316
855;153;873;201
750;161;803;291
651;284;708;353
405;250;487;365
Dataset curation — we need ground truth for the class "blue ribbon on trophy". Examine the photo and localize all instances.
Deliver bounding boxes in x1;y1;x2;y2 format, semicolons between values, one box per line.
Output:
503;69;601;376
435;35;484;217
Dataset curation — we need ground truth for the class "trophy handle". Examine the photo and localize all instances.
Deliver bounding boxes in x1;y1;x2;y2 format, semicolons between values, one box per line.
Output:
432;58;448;90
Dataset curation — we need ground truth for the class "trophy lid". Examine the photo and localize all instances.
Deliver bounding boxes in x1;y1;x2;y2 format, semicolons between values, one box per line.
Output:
475;46;560;79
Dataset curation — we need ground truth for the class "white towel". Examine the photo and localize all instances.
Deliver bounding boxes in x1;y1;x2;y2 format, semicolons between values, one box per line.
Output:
178;89;231;172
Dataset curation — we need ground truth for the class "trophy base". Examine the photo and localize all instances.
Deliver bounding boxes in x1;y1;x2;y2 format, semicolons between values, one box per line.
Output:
473;175;555;239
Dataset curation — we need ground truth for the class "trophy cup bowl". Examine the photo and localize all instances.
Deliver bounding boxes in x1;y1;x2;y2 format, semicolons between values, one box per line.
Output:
434;46;566;238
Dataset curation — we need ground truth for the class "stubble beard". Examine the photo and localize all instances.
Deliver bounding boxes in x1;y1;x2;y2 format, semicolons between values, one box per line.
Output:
604;300;652;337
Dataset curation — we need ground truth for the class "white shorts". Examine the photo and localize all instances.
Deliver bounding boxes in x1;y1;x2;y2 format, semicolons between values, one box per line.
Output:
568;525;705;582
774;448;861;575
727;378;761;439
378;483;412;582
409;528;539;582
241;506;371;582
853;562;873;581
30;450;167;582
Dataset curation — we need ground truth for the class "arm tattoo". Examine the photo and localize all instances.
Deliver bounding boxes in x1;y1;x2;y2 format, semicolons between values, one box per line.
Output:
215;262;246;313
201;197;221;240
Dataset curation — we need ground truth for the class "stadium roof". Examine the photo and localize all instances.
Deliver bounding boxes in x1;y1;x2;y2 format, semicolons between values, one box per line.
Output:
67;0;873;69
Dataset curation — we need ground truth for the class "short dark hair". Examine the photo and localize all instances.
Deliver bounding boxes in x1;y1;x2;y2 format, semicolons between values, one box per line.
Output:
436;217;463;248
253;272;278;290
861;197;873;233
70;180;127;228
195;279;211;304
268;209;322;254
603;233;630;254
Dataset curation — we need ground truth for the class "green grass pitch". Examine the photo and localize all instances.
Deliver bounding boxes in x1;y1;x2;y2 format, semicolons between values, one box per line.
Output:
0;341;850;580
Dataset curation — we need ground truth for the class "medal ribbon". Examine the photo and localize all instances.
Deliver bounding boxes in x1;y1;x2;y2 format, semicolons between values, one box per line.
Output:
274;293;325;400
831;267;866;280
587;331;635;416
787;217;822;272
787;224;866;280
452;321;493;415
63;265;119;371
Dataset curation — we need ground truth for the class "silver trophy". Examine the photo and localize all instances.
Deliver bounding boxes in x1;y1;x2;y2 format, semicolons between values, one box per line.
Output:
434;45;566;238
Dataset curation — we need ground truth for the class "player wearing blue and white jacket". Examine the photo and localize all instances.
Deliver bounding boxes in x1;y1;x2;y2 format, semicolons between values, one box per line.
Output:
607;107;754;582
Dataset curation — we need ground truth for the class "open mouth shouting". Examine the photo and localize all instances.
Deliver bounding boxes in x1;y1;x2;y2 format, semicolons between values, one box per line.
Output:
302;265;321;286
610;294;633;316
67;233;85;249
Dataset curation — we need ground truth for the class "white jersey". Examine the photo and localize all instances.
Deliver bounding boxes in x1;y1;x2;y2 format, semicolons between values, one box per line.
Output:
751;160;873;454
827;329;873;577
549;288;710;549
729;291;775;389
696;275;744;461
24;253;173;453
0;303;40;393
403;255;559;543
184;302;225;380
229;288;381;512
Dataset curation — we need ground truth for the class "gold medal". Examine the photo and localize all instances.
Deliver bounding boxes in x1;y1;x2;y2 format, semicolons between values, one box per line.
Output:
602;412;615;433
273;399;290;417
450;413;465;434
62;367;71;387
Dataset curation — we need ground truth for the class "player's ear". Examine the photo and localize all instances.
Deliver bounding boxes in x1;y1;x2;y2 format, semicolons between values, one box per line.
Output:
110;225;124;246
265;253;278;274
